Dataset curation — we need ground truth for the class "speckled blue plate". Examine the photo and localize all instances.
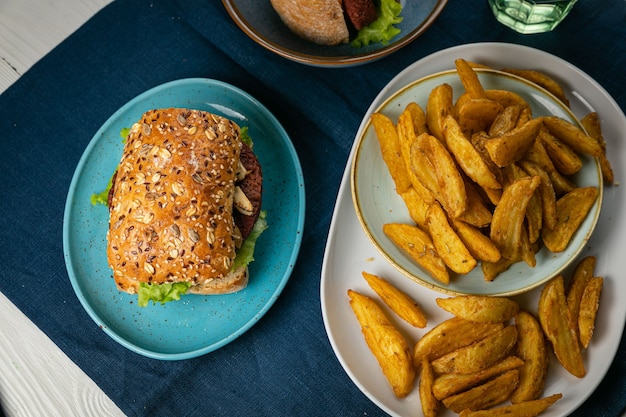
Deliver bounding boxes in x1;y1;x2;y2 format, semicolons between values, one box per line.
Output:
63;79;305;360
222;0;447;67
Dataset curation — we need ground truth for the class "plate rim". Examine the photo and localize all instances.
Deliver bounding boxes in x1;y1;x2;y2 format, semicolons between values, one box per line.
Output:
351;67;603;297
221;0;448;67
321;42;626;417
63;77;306;360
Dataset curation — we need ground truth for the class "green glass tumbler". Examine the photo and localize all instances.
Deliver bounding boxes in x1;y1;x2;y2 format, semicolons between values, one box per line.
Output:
488;0;577;34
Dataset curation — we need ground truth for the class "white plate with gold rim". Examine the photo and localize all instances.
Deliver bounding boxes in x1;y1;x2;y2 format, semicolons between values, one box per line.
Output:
321;43;625;417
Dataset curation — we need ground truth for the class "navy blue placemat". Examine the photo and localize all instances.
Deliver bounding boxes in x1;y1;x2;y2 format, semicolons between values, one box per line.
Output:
0;0;624;415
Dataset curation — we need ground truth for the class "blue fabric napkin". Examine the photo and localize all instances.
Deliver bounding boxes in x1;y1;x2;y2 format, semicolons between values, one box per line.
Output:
0;0;624;416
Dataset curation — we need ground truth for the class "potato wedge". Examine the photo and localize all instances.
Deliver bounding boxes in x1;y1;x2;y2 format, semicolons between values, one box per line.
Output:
457;179;493;228
542;186;599;253
566;255;596;339
502;67;570;107
579;276;603;349
542;116;603;157
347;289;416;398
405;101;429;136
422;133;468;219
485;117;542;167
371;112;412;194
419;358;440;417
456;58;487;99
383;223;450;284
426;202;477;274
489;104;522;137
481;256;516;282
457;97;504;136
581;111;614;184
431;325;518;374
519;160;557;231
432;356;524;400
411;133;444;202
511;311;549;403
451;219;501;263
442;369;519;413
397;108;435;203
399;187;429;228
443;114;502;190
436;295;518;323
414;318;504;367
485;89;531;111
459;393;562;417
538;275;586;377
539;127;583;175
426;83;454;141
490;176;541;261
361;271;427;328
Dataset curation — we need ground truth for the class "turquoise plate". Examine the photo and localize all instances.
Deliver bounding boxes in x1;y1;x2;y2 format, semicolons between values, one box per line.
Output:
63;79;305;360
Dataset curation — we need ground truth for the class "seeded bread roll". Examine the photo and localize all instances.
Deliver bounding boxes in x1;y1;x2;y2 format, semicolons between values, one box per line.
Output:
107;108;248;295
270;0;349;46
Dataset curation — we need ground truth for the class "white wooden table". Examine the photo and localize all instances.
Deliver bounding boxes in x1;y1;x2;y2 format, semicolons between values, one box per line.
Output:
0;1;124;415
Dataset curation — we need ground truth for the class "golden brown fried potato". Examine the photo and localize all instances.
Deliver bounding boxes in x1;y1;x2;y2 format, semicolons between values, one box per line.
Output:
490;176;541;261
485;118;542;167
399;187;429;228
485;89;532;111
542;186;599;253
411;133;444;201
542;116;603;157
419;359;440;417
443;115;502;190
426;202;477;274
578;276;603;349
432;356;524;400
502;67;570;107
422;134;468;219
361;271;427;328
414;318;504;367
481;256;516;282
457;179;494;228
538;275;586;377
539;127;583;175
566;255;596;340
442;369;519;413
371;112;412;194
519;160;557;231
458;393;562;417
347;289;416;398
426;83;454;141
436;295;519;323
451;219;501;263
456;58;487;99
581;111;614;184
405;101;429;136
383;223;450;285
489;104;522;137
431;325;518;375
457;97;504;136
511;311;549;403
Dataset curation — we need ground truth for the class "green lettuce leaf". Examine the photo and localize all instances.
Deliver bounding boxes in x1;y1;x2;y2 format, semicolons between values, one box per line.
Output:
233;210;268;270
138;282;192;307
351;0;403;48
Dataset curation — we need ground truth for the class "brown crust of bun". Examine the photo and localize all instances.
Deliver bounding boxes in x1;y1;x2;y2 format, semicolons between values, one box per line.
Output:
270;0;349;46
107;108;245;295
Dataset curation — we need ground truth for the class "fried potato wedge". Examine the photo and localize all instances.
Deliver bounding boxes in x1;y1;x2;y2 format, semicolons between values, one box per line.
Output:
538;275;586;377
542;116;603;157
542;186;599;253
566;255;596;339
431;325;518;375
489;104;522;137
490;176;541;261
457;97;504;136
383;223;450;285
456;58;487;99
485;118;542;167
419;359;440;417
458;393;562;417
347;289;416;398
371;112;412;194
405;101;429;136
519;160;557;231
411;133;444;201
422;133;468;219
485;89;531;111
442;369;519;413
443;115;502;190
451;219;501;263
426;202;477;274
432;356;524;400
436;295;518;323
539;127;583;175
511;311;549;403
481;256;516;282
502;67;570;107
581;111;614;184
457;179;493;228
414;318;504;367
426;83;454;141
399;187;429;228
579;276;603;349
361;271;427;328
